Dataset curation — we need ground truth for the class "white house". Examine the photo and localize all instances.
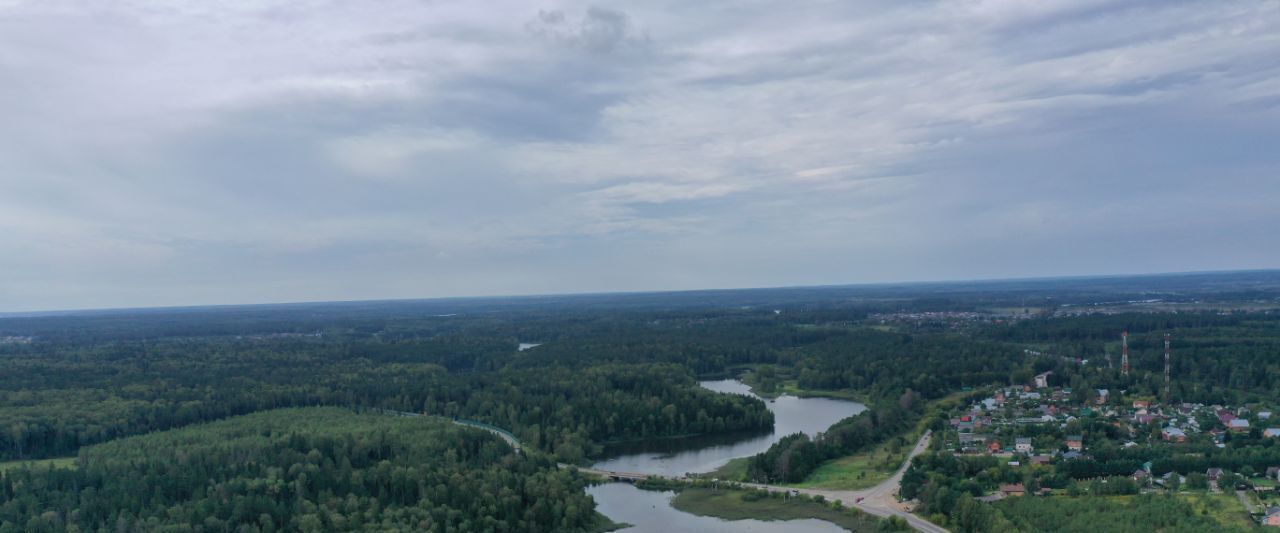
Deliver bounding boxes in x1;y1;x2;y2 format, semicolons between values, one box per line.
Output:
1015;437;1033;454
1034;371;1052;389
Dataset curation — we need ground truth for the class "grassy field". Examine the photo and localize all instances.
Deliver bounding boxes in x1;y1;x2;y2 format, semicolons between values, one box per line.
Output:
786;446;901;490
1177;493;1257;531
785;389;974;491
671;488;885;532
708;456;749;480
0;457;77;473
994;493;1256;532
772;382;868;402
707;387;973;490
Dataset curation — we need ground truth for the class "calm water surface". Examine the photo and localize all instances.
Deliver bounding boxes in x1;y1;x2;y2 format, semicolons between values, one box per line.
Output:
588;380;865;531
590;379;865;477
587;484;845;533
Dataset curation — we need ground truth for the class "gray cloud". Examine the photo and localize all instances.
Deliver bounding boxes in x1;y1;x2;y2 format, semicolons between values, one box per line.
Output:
0;0;1278;311
528;7;650;54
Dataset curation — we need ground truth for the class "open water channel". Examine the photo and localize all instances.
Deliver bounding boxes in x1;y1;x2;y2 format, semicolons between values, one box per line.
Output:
586;379;866;532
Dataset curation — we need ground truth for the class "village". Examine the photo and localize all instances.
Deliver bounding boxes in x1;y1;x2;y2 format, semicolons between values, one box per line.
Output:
938;370;1280;527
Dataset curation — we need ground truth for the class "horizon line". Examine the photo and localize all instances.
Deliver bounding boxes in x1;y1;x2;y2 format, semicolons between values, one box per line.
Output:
3;267;1277;318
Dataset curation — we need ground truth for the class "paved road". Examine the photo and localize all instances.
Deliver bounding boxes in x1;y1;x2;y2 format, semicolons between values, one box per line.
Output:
390;410;946;532
745;430;946;533
581;430;946;533
380;410;523;452
450;419;522;452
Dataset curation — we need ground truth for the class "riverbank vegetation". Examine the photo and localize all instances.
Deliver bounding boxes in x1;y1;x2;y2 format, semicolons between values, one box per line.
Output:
783;390;978;490
746;390;926;483
631;477;903;532
670;487;895;532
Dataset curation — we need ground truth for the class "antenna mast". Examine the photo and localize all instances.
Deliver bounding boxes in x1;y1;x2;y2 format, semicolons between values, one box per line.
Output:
1164;333;1171;402
1121;330;1130;377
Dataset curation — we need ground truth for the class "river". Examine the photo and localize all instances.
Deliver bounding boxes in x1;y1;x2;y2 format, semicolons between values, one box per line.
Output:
588;379;865;532
587;483;846;533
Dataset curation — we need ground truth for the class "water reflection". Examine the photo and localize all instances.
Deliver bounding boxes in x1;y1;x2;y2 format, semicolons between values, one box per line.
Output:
590;379;865;477
587;483;845;533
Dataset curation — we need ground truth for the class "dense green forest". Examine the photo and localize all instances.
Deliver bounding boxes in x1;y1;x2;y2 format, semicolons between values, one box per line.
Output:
0;408;605;532
0;351;770;463
2;272;1279;530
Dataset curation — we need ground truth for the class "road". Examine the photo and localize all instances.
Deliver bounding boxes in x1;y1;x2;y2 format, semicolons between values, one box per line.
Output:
738;430;946;533
391;410;946;532
379;410;522;452
579;430;946;533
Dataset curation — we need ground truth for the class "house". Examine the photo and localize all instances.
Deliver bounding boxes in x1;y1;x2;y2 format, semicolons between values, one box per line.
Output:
1034;371;1052;389
1000;483;1026;497
1266;466;1280;480
1219;411;1237;425
1133;400;1150;409
959;434;989;450
1159;471;1185;487
988;441;1002;454
1162;427;1187;442
1065;435;1084;452
1229;419;1251;433
1264;428;1280;438
1096;389;1109;405
1062;450;1083;461
1030;455;1052;466
1265;507;1280;527
1015;438;1033;454
1206;468;1224;481
1132;469;1150;483
1261;411;1273;420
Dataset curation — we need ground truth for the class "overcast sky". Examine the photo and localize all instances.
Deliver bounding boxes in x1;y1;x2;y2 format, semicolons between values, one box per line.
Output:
1;0;1278;311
